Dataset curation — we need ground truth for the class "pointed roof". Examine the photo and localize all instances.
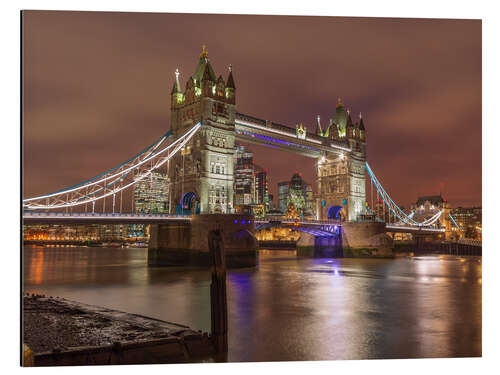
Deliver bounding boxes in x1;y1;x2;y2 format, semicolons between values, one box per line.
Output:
347;112;354;128
359;113;365;130
216;74;225;86
226;65;235;89
192;46;216;84
332;100;348;131
171;68;182;94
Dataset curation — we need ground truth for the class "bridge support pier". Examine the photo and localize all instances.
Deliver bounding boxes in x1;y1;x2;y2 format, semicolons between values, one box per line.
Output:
295;222;393;258
296;234;342;258
148;214;258;268
341;222;393;257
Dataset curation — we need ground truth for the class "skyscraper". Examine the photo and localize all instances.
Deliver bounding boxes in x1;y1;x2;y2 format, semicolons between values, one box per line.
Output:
133;170;170;213
254;165;269;207
277;181;290;214
233;144;254;207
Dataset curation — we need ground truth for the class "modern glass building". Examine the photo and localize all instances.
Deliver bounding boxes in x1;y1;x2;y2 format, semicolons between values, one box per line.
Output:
277;173;313;217
133;170;170;214
233;145;254;207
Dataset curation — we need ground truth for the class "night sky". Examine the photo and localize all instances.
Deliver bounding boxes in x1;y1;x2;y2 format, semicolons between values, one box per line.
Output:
22;11;481;209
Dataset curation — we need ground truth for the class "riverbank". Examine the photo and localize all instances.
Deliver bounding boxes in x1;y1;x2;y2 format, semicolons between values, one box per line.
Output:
22;294;215;366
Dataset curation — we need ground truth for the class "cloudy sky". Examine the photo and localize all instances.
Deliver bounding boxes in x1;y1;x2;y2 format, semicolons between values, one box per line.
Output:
22;11;481;209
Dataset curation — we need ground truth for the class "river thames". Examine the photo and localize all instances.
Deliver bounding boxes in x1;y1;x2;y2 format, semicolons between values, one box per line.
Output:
23;246;481;361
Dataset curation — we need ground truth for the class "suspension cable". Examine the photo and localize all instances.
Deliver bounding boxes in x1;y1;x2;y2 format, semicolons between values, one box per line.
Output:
23;123;201;210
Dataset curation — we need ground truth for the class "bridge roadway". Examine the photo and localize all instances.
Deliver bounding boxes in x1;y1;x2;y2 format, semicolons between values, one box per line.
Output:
23;212;191;225
23;212;445;235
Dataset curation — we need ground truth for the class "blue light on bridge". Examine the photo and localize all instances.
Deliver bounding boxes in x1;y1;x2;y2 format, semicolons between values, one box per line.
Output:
242;220;246;225
237;129;317;152
234;219;238;224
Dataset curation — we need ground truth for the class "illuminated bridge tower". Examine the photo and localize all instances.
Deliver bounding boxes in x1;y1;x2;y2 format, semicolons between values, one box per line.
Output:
316;99;367;222
169;46;236;214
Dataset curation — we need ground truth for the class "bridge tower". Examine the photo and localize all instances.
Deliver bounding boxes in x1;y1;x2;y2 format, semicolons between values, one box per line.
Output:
316;99;367;222
169;46;236;214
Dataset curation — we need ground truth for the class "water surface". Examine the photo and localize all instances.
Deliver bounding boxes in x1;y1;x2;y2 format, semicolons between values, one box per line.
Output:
23;246;482;361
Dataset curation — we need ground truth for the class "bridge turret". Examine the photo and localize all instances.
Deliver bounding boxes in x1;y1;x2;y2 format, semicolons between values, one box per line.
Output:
201;63;216;97
226;65;236;105
332;98;348;137
316;115;323;136
359;113;365;141
346;109;355;138
169;46;236;215
316;98;367;222
328;119;339;140
171;68;184;108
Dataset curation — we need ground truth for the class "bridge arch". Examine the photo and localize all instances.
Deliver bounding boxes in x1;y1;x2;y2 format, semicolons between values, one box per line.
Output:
180;192;200;214
327;205;343;220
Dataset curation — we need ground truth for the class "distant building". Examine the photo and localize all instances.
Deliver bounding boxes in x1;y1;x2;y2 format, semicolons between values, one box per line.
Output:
254;165;269;207
234;145;255;207
277;173;313;217
277;181;290;213
233;145;270;216
268;194;275;210
451;206;482;240
133;170;169;213
131;169;169;238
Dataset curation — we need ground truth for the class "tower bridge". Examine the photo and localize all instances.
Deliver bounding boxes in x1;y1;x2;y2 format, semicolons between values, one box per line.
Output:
23;46;460;266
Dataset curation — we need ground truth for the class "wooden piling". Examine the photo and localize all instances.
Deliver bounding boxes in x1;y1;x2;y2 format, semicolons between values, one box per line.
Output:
208;229;228;354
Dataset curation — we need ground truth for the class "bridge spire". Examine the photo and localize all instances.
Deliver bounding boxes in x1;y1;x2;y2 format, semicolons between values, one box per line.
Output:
359;113;365;130
226;64;235;89
200;44;208;59
171;68;182;94
316;115;323;136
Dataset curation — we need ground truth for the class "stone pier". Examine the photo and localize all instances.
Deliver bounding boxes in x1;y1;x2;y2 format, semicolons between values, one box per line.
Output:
341;222;393;257
296;222;393;258
148;214;258;268
296;234;342;258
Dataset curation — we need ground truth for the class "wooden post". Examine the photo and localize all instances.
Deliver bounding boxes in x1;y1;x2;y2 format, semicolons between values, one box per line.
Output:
208;229;228;354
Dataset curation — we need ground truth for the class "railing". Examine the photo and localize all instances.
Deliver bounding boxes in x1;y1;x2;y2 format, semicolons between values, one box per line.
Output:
457;238;482;247
255;217;342;226
385;224;445;233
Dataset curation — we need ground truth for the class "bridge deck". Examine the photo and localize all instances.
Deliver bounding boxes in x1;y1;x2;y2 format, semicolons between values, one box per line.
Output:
23;213;445;234
23;212;191;225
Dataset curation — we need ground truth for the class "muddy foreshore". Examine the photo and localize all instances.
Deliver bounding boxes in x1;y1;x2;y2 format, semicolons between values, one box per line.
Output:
22;294;216;366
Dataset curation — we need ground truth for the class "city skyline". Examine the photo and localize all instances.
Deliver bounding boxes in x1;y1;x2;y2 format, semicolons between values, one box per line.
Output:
22;11;481;208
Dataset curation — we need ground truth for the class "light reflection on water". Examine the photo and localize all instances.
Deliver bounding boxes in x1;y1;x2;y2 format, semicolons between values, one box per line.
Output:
23;246;481;361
